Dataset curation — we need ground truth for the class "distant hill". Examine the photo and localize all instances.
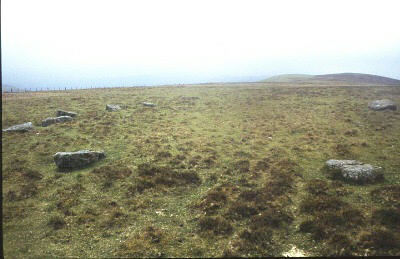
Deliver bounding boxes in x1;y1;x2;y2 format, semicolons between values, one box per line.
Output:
262;73;400;85
262;74;314;83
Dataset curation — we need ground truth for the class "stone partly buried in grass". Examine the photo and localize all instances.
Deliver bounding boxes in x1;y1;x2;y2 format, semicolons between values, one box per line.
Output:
56;110;77;117
53;150;106;170
106;104;121;111
142;102;156;107
368;99;397;111
2;122;34;132
324;159;383;184
42;116;73;127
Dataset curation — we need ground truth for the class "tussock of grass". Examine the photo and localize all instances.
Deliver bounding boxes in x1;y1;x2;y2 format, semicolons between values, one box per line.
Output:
305;179;329;195
251;207;293;229
100;207;127;228
3;206;27;222
90;165;132;189
300;195;346;213
76;209;98;225
198;216;233;235
371;208;400;228
19;183;39;200
20;169;43;181
371;185;400;206
127;162;201;196
234;160;250;173
227;201;259;219
254;157;271;171
195;189;228;215
91;165;132;180
228;227;273;255
118;226;167;257
48;215;66;230
359;228;400;250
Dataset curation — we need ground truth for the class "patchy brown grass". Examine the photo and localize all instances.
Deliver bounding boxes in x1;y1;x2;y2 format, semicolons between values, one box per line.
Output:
2;83;400;257
198;216;233;236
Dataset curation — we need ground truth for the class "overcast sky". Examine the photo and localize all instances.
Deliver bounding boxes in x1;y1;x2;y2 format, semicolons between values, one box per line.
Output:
2;0;400;89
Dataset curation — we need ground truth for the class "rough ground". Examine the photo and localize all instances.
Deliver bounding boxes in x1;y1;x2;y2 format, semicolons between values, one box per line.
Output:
2;82;400;257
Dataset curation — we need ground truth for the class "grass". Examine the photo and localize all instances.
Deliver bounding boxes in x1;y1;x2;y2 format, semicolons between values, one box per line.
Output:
2;82;400;257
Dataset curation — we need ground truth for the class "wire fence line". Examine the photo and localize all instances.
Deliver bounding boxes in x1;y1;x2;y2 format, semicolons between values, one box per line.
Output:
1;84;168;93
1;86;112;105
1;86;162;104
1;81;193;94
2;86;108;93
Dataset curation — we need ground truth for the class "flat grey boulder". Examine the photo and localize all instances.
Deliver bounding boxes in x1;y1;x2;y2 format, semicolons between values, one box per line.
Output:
3;122;34;132
42;116;73;127
325;159;383;183
142;102;156;107
56;110;77;117
106;104;121;111
54;150;106;169
368;99;397;111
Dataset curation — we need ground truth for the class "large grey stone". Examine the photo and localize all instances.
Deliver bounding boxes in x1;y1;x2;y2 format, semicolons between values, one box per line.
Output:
368;99;397;111
142;102;156;107
42;116;73;127
53;150;106;169
325;159;383;183
2;122;34;132
56;110;77;117
106;104;121;111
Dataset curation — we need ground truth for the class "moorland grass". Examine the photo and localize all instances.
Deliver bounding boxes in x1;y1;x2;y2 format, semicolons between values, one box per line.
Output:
2;82;400;257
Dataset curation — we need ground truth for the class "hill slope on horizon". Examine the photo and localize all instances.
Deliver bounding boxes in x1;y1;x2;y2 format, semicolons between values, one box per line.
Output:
262;73;400;85
260;74;314;83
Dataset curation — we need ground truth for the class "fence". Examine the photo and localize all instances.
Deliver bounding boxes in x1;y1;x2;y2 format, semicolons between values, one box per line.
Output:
3;86;102;93
2;82;185;94
1;87;102;105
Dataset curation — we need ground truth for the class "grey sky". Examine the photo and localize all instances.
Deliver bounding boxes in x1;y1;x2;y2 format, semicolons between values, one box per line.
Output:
2;0;400;90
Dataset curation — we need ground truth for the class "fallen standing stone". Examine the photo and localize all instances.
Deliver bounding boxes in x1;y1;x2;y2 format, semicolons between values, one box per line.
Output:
324;159;383;183
56;110;77;117
53;150;106;169
106;104;121;111
42;116;73;127
2;122;34;132
368;99;397;111
142;102;156;107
